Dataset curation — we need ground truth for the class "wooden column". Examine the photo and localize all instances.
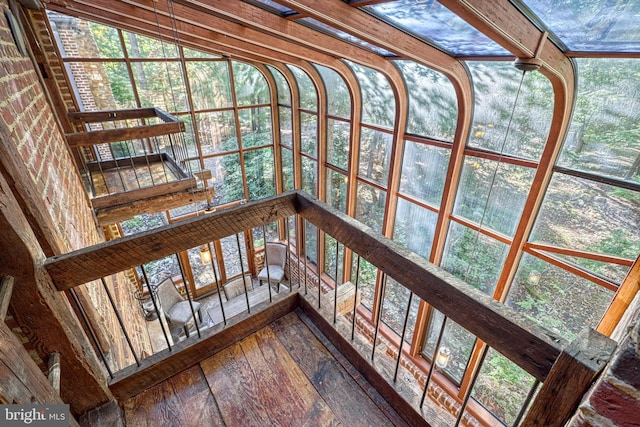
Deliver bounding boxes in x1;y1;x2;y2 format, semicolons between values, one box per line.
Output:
522;329;616;427
0;171;112;416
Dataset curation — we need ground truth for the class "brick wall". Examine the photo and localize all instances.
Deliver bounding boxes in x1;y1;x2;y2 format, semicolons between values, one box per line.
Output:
568;292;640;427
0;2;96;252
0;2;152;375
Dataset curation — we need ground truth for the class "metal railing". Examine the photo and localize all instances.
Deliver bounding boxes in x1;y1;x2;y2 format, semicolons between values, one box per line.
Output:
66;107;195;205
43;191;615;426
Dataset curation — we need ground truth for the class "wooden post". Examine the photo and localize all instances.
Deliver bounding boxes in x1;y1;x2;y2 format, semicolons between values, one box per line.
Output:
0;276;14;321
522;328;616;427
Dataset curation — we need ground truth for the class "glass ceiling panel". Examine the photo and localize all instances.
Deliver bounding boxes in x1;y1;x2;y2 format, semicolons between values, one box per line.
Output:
298;18;395;57
364;0;509;56
519;0;640;52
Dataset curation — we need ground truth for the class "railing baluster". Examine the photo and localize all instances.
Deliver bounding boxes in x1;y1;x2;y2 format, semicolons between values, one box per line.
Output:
333;238;339;324
107;142;127;192
393;292;414;382
176;254;201;338
303;241;308;295
513;379;540;426
99;278;140;366
371;273;387;363
420;315;449;408
236;233;251;314
285;217;293;292
262;224;273;303
68;288;113;378
454;344;489;426
351;255;361;341
140;265;172;352
209;242;227;325
123;139;142;190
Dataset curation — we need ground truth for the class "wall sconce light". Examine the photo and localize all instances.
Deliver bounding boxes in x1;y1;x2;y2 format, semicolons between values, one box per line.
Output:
528;270;541;286
200;244;212;265
436;346;450;369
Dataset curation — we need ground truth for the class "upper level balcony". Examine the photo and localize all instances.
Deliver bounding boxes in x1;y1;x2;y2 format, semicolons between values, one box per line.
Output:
43;191;616;426
66;107;208;225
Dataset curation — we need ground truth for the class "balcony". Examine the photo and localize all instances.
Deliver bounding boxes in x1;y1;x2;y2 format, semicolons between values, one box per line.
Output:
44;191;615;426
66;108;208;225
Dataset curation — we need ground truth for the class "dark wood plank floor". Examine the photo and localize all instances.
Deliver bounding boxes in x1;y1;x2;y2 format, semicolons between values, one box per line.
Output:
122;312;399;426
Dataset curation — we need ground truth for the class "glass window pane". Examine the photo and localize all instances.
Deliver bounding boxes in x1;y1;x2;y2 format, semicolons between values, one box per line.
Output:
301;112;318;157
187;245;221;291
358;128;393;187
183;48;220;59
279;106;293;148
316;65;351;118
399;141;450;207
324;235;344;282
326;169;347;212
395;61;457;141
288;65;317;111
132;62;188;112
453;157;535;237
221;234;248;279
48;14;124;59
523;1;640;52
506;253;615;341
327;119;350;170
232;62;269;106
87;22;123;58
438;319;476;384
393;198;438;260
301;157;317;197
381;277;412;336
196;111;238;155
177;114;197;158
305;222;318;265
268;65;292;106
205;154;244;205
66;62;136;110
467;62;552;161
142;255;181;287
347;61;395;128
559;58;640;181
120;212;168;235
441;222;509;295
187;61;233;110
365;0;508;56
244;147;275;200
355;181;386;232
472;349;536;426
123;31;178;58
281;146;294;192
239;107;273;149
530;173;639;283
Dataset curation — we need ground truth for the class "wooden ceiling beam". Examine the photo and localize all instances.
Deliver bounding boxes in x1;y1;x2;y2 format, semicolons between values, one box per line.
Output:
44;192;299;290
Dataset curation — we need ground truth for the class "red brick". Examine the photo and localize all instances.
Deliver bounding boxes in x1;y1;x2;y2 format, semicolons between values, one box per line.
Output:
590;381;640;426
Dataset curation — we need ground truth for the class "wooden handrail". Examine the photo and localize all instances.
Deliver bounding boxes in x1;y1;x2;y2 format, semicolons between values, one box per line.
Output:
66;107;185;146
43;191;616;424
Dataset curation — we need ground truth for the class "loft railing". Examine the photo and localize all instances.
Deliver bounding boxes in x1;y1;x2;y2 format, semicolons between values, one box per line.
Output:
66;108;203;223
43;191;615;426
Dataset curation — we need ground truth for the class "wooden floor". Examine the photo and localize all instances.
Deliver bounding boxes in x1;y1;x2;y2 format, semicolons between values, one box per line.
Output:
122;311;403;426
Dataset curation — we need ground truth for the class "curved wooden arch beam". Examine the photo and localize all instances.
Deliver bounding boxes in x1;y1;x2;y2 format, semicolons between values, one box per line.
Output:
269;0;475;263
434;1;576;299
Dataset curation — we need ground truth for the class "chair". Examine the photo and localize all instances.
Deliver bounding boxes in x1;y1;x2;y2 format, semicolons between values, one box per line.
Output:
223;274;254;300
155;277;201;338
258;242;287;291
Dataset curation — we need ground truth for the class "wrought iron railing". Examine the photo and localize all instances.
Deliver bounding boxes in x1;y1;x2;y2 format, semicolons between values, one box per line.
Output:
43;191;615;426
